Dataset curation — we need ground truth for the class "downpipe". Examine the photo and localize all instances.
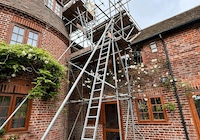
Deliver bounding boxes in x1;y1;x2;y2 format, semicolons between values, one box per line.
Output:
159;34;189;140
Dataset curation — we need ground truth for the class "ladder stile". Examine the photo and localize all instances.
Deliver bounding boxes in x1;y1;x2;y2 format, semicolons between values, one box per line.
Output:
81;32;112;140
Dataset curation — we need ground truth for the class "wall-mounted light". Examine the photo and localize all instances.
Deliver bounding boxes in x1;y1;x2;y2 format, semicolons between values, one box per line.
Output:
150;42;158;53
161;76;167;84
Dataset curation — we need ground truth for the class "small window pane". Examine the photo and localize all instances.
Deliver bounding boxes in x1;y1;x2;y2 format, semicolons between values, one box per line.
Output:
151;98;155;104
13;26;19;33
0;107;8;117
17;35;23;43
3;96;10;106
32;40;37;47
19;28;24;35
28;32;33;38
156;98;161;104
27;39;32;45
153;113;159;119
140;113;149;120
152;105;156;111
33;34;38;40
0;118;6;126
159;113;164;119
11;33;17;41
10;41;15;45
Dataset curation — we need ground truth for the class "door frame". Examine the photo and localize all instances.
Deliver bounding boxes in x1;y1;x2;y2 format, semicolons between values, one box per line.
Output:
188;91;200;139
101;101;124;140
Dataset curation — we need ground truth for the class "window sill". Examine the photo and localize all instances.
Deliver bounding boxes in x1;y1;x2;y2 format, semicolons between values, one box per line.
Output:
6;130;30;134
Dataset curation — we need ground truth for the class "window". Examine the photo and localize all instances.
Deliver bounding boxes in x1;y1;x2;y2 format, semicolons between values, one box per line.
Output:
10;26;25;45
47;0;54;9
55;3;61;16
45;0;62;17
132;48;142;65
27;31;39;47
136;96;167;123
150;42;158;53
10;25;39;47
0;94;31;132
120;48;143;69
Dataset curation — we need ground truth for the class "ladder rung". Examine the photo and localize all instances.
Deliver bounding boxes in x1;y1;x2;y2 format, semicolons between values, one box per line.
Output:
91;97;100;100
93;89;101;92
85;126;95;129
100;56;107;60
89;106;99;109
99;62;106;66
82;138;93;140
95;81;102;85
98;68;104;72
102;47;108;51
87;116;97;119
101;51;108;56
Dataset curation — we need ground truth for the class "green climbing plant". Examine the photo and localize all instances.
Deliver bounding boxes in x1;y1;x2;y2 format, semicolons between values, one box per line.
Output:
164;102;176;112
0;128;6;137
0;42;66;100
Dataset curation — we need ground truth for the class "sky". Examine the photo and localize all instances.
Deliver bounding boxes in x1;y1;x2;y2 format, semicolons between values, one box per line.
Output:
129;0;200;29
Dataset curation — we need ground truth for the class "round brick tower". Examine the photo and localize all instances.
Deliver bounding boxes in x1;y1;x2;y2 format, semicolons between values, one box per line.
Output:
0;0;69;139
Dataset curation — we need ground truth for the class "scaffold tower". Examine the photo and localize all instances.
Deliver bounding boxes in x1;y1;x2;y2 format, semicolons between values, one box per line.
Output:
0;0;144;140
42;0;144;139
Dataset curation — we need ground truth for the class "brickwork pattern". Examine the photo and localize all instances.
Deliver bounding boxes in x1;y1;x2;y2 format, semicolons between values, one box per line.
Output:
0;5;69;140
0;9;12;42
0;0;69;39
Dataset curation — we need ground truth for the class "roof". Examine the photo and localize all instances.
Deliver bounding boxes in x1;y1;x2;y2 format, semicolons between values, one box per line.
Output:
131;5;200;45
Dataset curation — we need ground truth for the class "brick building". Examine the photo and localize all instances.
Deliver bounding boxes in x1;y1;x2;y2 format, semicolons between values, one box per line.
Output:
66;5;200;140
129;5;200;140
0;0;200;140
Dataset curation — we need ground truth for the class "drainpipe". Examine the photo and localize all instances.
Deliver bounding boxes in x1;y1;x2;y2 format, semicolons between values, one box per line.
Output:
159;34;189;140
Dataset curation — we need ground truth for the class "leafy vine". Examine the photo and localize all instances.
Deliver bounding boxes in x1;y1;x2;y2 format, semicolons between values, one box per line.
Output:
0;42;66;100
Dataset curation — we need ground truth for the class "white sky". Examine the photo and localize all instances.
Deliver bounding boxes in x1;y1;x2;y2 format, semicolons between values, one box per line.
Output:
129;0;200;29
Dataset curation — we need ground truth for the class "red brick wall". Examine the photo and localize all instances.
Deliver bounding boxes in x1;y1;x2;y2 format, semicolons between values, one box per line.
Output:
0;0;69;39
0;5;69;140
123;25;200;140
0;8;13;42
65;25;200;139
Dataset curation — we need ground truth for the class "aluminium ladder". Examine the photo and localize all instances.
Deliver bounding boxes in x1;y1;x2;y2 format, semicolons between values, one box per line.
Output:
81;37;112;140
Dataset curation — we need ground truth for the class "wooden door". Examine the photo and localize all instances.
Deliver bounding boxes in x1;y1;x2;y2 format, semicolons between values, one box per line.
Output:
102;102;123;140
188;92;200;139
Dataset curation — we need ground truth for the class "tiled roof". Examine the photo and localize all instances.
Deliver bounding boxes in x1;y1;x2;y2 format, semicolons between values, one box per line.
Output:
131;5;200;44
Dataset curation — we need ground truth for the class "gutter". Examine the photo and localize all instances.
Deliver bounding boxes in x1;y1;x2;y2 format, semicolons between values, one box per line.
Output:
159;34;190;140
130;17;200;46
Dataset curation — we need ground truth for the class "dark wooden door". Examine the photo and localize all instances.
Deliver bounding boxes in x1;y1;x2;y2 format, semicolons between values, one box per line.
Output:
102;102;123;140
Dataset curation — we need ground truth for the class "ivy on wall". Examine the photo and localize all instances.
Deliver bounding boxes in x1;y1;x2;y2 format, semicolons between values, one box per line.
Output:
0;42;66;100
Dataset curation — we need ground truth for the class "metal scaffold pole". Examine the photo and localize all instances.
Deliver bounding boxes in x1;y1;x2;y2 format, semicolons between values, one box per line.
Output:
41;19;113;140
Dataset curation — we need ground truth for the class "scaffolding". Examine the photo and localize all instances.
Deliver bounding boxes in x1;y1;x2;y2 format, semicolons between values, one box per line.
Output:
60;0;143;139
0;0;144;139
